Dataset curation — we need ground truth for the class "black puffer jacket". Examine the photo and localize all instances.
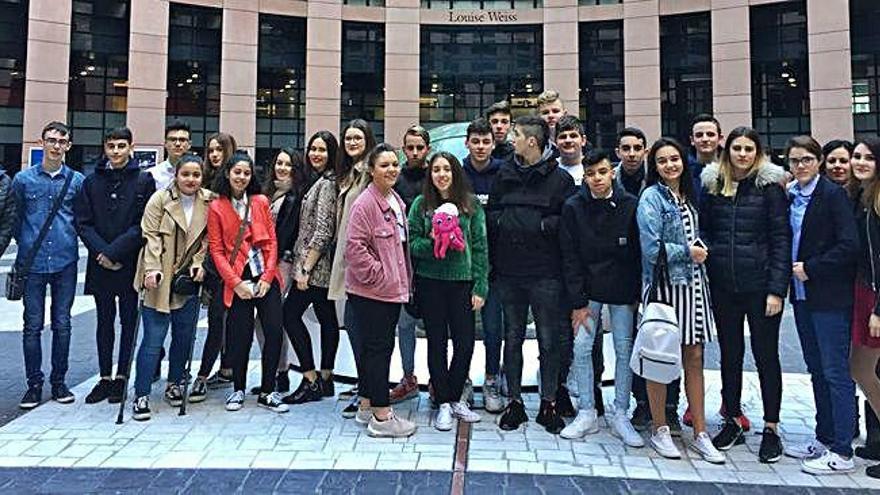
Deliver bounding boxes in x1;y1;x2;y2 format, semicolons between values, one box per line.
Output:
560;183;641;307
487;148;577;279
699;160;791;296
394;165;426;209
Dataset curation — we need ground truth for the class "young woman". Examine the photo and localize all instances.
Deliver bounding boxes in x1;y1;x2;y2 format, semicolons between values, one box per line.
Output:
408;152;488;431
191;132;238;399
636;138;724;464
345;143;416;438
821;139;854;189
783;135;859;476
206;151;288;414
699;127;790;462
849;138;880;478
327;119;376;416
131;154;212;421
283;131;342;405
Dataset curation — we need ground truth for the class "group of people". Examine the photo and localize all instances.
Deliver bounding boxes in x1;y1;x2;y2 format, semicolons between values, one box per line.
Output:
6;88;880;478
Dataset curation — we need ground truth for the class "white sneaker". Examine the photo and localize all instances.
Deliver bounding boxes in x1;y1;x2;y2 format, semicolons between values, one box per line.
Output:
451;400;481;423
355;407;372;425
690;432;725;464
435;403;454;431
610;412;645;448
560;409;599;440
801;450;856;475
785;438;828;460
225;390;245;411
651;426;682;459
367;411;418;438
483;379;505;414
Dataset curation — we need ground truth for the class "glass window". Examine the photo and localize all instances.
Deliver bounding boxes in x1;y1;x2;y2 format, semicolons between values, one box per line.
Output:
167;3;222;153
341;22;385;141
579;20;623;150
750;0;810;153
344;0;385;6
421;0;540;9
660;12;712;145
420;25;542;128
579;0;620;4
851;0;880;139
0;0;27;173
67;0;129;173
256;14;306;170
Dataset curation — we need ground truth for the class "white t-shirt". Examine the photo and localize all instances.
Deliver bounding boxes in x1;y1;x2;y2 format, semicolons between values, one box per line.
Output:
387;194;406;242
180;193;195;227
558;159;584;186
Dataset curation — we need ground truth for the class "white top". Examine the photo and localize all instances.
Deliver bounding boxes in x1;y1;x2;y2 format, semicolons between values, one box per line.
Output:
180;193;195;227
387;193;406;242
558;159;584;186
149;160;175;191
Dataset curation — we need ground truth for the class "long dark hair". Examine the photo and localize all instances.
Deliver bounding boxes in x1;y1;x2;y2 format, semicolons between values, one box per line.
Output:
646;137;696;204
213;151;262;199
203;132;237;186
307;130;339;179
336;119;376;179
262;146;312;198
856;137;880;216
421;151;475;216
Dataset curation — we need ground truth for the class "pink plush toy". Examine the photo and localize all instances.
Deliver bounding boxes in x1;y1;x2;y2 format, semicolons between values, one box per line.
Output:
432;202;466;259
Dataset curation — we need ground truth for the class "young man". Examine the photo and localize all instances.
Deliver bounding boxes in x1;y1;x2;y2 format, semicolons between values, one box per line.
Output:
462;117;507;413
75;127;156;404
150;120;192;191
390;125;431;403
555;115;586;186
536;90;567;140
614;127;649;197
486;101;514;163
687;114;723;208
13;121;85;409
488;116;576;433
559;150;644;447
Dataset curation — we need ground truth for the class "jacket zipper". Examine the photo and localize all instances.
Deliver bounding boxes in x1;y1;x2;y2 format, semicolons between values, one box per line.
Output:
730;188;739;291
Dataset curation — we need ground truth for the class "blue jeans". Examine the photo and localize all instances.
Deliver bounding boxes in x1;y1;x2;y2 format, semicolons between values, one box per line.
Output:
482;284;503;377
22;262;78;388
134;296;199;397
397;306;418;376
572;301;634;414
792;302;856;457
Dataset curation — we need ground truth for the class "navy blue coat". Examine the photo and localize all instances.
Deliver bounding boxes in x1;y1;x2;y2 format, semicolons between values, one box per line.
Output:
75;159;156;295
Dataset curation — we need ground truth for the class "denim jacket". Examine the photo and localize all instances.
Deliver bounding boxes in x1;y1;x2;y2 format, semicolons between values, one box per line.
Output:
636;184;694;286
12;164;84;274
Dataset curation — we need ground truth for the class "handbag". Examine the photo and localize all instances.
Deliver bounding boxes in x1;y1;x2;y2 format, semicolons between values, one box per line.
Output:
630;243;682;384
170;230;205;296
6;172;74;301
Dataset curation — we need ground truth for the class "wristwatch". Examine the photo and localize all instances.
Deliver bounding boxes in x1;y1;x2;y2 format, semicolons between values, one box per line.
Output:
300;266;311;276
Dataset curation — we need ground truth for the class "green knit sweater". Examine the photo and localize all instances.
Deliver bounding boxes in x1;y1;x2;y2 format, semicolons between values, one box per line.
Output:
408;194;489;299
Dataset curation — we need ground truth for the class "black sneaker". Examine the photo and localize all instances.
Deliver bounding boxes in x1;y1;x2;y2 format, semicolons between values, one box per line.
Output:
19;386;41;410
498;400;528;431
712;418;745;451
867;464;880;479
132;396;151;421
108;378;125;404
666;408;682;437
276;371;290;393
555;385;576;418
189;377;207;404
51;384;75;404
856;444;880;461
164;384;183;407
536;400;565;434
758;427;783;464
85;379;113;404
258;392;290;413
282;378;322;405
631;402;651;432
206;370;233;389
341;395;359;418
319;375;335;398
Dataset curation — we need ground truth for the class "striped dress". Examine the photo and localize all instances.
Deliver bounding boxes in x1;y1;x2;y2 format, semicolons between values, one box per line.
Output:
653;198;716;345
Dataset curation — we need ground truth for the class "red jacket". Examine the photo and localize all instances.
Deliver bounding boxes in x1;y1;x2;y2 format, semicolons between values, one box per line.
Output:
208;194;283;308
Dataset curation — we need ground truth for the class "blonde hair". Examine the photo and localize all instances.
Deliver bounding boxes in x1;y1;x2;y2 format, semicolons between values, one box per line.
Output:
717;127;766;197
536;89;563;109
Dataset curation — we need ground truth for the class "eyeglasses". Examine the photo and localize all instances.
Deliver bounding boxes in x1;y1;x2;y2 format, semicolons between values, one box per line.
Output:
788;156;817;168
45;138;70;148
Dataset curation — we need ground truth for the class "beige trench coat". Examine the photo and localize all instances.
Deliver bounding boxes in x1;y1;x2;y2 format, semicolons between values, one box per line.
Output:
327;161;370;301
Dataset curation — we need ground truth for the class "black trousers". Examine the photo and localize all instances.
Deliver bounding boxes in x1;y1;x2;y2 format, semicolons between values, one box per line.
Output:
284;285;340;372
226;281;284;393
713;288;783;423
197;276;232;378
94;289;138;378
348;293;400;408
418;277;475;405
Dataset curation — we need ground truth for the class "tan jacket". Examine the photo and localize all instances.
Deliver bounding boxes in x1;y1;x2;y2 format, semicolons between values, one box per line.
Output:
328;162;370;301
134;185;213;313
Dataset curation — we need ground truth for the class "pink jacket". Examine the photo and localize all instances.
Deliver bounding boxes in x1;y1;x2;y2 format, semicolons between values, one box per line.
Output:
344;183;412;303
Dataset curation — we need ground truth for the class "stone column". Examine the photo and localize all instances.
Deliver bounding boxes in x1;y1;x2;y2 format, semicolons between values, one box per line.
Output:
220;0;259;153
305;0;343;138
384;0;420;144
21;0;73;168
543;0;579;112
126;0;169;152
710;0;751;137
623;0;661;140
806;0;853;144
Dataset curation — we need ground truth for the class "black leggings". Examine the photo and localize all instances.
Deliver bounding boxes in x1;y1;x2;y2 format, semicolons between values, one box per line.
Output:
418;277;475;405
197;275;231;378
347;293;400;408
284;285;340;372
227;281;284;393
